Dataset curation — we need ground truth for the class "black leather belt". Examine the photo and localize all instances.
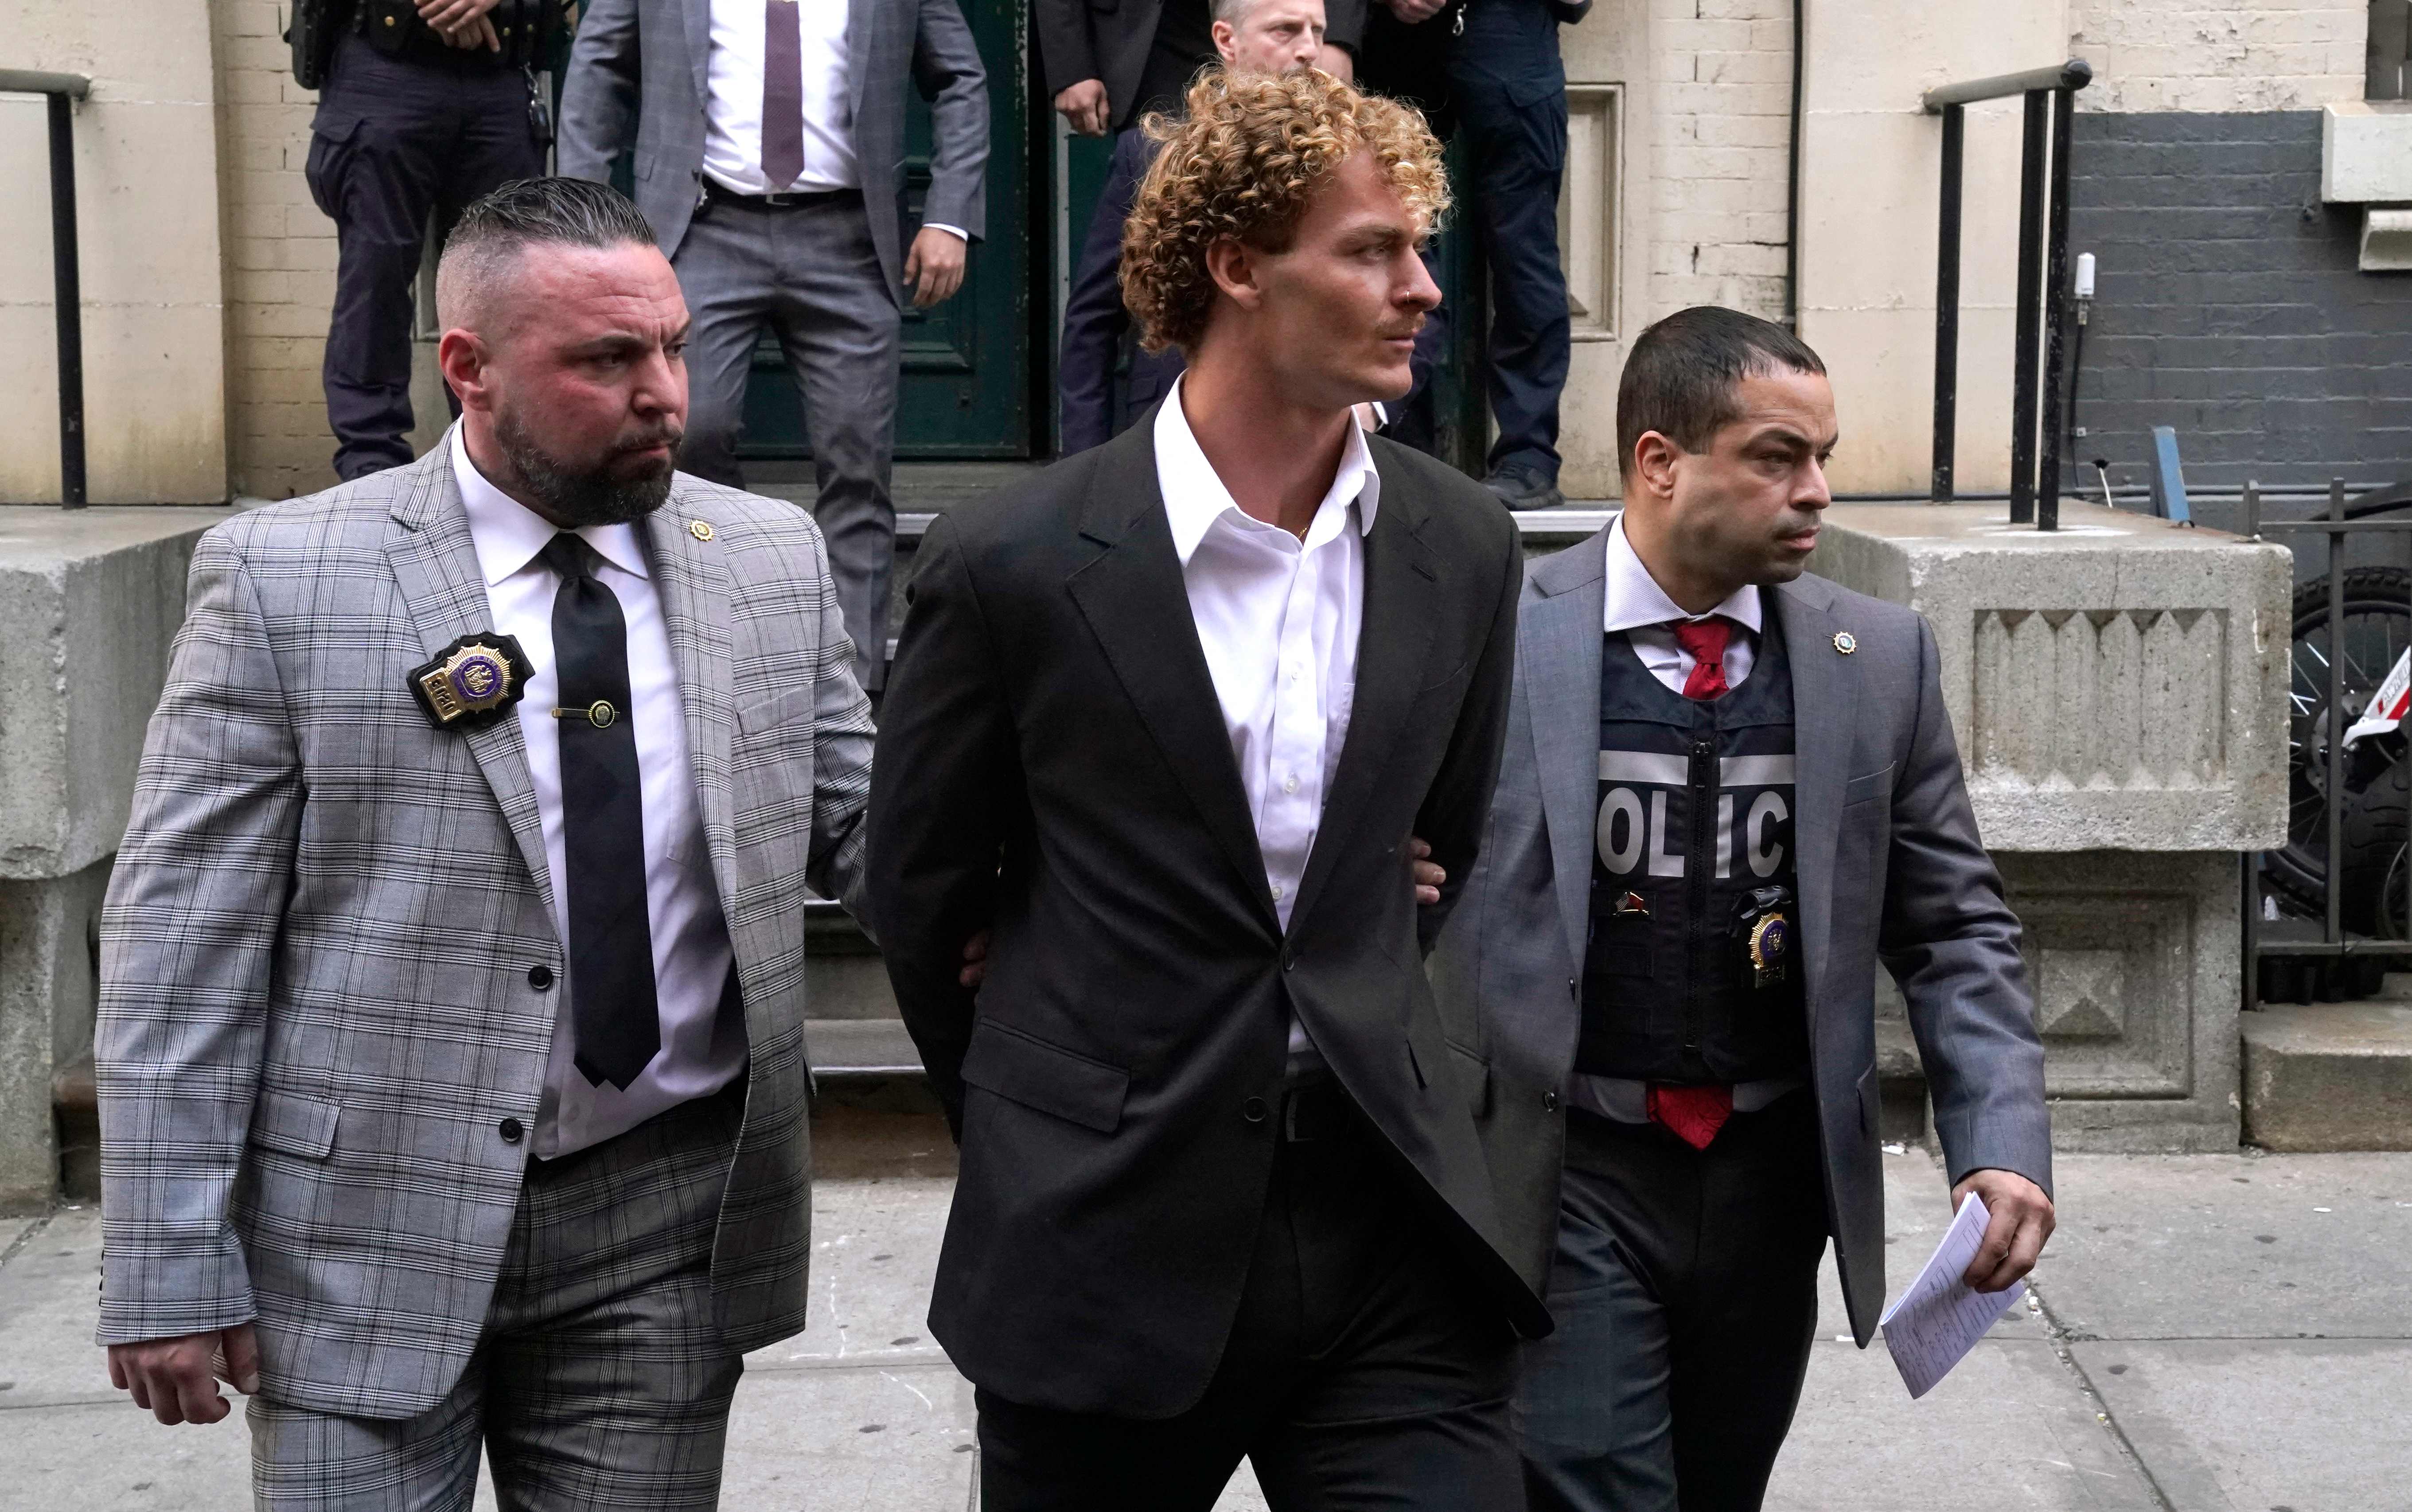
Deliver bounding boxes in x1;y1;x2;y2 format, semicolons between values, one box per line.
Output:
702;179;861;210
1280;1076;1360;1144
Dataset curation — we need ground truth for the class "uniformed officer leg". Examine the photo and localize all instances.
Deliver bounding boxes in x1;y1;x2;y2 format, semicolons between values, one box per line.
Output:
1379;245;1450;459
308;38;449;480
1513;1116;1682;1512
479;1091;746;1511
667;202;779;490
1451;0;1572;488
429;66;548;423
1663;1092;1828;1512
774;195;901;694
248;1368;486;1511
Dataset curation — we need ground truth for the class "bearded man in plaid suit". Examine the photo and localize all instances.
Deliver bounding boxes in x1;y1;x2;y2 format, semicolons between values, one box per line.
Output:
93;177;874;1509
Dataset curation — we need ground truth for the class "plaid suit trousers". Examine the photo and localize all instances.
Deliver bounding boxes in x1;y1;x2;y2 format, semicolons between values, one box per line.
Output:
247;1086;746;1510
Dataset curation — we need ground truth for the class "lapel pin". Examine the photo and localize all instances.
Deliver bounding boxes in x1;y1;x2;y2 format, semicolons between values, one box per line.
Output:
408;632;533;732
1832;631;1858;655
688;519;715;542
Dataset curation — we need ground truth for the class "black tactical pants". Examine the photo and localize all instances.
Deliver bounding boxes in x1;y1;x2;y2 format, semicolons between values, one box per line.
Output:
306;32;543;480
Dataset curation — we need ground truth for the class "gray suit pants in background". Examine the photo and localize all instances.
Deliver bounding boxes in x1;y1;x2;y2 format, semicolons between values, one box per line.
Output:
674;189;902;691
247;1087;744;1510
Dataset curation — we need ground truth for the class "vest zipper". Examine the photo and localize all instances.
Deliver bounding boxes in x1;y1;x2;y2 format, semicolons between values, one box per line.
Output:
1683;734;1716;1057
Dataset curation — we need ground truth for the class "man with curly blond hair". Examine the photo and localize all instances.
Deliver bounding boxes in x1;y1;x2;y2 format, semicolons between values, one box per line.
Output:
868;66;1540;1511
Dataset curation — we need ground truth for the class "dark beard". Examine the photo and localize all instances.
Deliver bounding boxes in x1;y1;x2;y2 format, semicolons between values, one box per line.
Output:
492;405;680;527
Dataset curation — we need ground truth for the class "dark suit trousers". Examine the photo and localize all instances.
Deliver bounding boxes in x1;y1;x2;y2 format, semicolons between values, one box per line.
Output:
305;34;542;481
1515;1092;1828;1512
975;1083;1524;1512
1058;127;1185;456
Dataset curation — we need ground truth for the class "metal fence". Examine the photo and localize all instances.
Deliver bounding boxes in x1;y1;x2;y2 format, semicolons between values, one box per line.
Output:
2241;478;2412;1005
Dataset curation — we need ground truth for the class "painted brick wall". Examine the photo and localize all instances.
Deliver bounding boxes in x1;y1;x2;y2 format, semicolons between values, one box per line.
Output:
211;0;341;501
2066;110;2412;492
2068;0;2366;112
1648;0;1792;321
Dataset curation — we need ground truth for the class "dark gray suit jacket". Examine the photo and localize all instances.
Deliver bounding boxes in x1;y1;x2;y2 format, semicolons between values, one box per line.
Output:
558;0;989;297
1431;527;2051;1344
865;413;1544;1418
1035;0;1368;133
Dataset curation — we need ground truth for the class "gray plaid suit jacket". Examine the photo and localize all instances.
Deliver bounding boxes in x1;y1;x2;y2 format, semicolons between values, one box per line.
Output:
1430;529;2051;1347
557;0;990;293
94;441;873;1419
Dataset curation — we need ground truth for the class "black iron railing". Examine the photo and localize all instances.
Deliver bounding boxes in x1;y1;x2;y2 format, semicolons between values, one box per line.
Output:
1;68;92;508
1922;59;2092;530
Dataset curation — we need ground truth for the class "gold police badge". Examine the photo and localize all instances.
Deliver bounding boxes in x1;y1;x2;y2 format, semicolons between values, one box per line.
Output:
1747;911;1791;988
407;633;533;732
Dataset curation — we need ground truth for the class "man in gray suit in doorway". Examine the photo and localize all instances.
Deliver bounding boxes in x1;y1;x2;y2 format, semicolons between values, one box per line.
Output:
94;178;873;1508
1431;306;2057;1512
558;0;990;694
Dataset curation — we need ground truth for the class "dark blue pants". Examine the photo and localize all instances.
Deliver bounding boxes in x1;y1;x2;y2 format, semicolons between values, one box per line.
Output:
1058;127;1186;455
1449;0;1572;482
306;35;543;480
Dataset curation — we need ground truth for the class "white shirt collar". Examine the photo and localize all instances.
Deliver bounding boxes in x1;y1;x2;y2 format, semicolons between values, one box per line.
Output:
1153;376;1382;566
449;425;651;588
1602;513;1761;636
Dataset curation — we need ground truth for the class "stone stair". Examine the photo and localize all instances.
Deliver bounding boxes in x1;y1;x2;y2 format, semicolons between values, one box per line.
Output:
2241;974;2412;1151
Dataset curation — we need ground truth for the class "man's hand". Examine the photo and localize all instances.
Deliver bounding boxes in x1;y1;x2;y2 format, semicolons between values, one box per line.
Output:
1316;44;1356;84
107;1323;259;1426
1950;1169;2054;1293
959;929;990;989
417;0;499;29
1409;836;1445;905
1054;79;1111;137
437;14;502;49
1385;0;1449;22
905;228;968;308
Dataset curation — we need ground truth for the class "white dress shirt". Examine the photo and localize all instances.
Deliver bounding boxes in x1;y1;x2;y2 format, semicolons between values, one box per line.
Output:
451;430;743;1159
1602;514;1761;693
1154;378;1379;1068
699;0;966;241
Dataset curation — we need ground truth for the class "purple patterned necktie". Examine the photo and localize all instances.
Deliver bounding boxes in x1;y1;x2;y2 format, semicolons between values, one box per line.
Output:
762;0;805;189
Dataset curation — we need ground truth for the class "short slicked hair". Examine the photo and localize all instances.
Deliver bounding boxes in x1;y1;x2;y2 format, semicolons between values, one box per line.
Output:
1615;306;1827;468
1120;68;1448;355
435;176;659;329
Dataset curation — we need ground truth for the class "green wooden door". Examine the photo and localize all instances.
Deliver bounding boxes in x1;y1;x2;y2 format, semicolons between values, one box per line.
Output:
738;0;1031;461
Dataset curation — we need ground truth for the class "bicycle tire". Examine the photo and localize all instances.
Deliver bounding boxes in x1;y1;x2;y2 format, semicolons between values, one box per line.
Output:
2264;565;2412;919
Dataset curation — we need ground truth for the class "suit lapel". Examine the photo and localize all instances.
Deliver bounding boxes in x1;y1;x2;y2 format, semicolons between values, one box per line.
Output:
685;0;711;111
846;0;875;121
1775;575;1847;1013
642;496;740;914
1524;532;1608;972
382;445;557;924
1063;424;1281;935
1287;481;1440;933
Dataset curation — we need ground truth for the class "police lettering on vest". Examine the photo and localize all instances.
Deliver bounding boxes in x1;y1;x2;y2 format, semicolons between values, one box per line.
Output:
1580;616;1811;1085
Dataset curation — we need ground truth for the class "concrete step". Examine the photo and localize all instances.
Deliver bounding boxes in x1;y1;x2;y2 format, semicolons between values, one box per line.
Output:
805;1017;923;1078
2241;1002;2412;1151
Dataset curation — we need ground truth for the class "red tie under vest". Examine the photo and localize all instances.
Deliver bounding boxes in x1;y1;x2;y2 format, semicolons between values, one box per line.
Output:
1648;615;1739;1150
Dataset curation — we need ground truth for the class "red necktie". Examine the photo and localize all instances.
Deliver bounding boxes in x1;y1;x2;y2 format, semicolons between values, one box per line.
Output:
1672;616;1732;701
1650;615;1738;1150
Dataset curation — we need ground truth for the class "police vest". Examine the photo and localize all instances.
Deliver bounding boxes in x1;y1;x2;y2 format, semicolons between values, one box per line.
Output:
1578;616;1811;1083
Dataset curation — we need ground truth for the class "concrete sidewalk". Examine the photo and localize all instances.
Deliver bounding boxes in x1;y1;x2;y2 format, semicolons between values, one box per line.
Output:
5;1135;2408;1511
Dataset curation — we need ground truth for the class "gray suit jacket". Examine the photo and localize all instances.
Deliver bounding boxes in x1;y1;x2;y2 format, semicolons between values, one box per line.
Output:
1431;528;2051;1344
558;0;990;296
94;442;874;1419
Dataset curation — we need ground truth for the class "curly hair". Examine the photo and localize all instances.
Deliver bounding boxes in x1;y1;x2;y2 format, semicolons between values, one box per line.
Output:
1119;68;1450;355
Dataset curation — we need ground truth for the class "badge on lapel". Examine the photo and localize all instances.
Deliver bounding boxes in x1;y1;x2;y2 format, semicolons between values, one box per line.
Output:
1832;630;1858;655
408;633;534;732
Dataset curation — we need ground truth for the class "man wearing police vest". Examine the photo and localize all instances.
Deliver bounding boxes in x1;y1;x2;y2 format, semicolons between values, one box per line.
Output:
1430;305;2056;1512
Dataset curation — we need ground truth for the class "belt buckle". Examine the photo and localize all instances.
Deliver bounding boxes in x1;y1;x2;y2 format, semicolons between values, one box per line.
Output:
759;189;800;207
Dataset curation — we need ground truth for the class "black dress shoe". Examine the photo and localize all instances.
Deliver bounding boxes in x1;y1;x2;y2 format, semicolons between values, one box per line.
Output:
1482;466;1566;511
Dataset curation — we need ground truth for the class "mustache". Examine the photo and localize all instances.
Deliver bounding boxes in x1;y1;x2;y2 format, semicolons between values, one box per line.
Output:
614;424;684;456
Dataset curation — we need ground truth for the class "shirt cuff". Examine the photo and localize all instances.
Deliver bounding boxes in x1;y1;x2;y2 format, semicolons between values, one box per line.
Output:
922;223;970;242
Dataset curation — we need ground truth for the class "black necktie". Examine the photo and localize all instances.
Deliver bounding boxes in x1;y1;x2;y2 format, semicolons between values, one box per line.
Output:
542;534;661;1091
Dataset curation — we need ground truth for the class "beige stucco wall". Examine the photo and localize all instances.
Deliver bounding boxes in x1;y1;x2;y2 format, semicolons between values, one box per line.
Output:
0;1;227;503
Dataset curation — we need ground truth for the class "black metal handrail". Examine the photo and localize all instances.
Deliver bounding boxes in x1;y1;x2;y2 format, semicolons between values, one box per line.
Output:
1;67;91;508
1923;58;2091;530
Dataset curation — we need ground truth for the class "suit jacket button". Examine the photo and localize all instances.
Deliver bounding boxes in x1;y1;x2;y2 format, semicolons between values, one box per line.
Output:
1567;978;1578;997
498;1116;525;1144
1543;1091;1560;1113
528;965;554;990
1243;1097;1268;1124
1280;948;1296;972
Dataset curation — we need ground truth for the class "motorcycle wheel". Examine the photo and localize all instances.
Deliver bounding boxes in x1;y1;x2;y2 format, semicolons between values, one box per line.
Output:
2263;566;2412;920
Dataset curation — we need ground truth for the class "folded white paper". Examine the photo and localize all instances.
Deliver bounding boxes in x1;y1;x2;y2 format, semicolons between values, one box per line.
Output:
1878;1192;2025;1399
